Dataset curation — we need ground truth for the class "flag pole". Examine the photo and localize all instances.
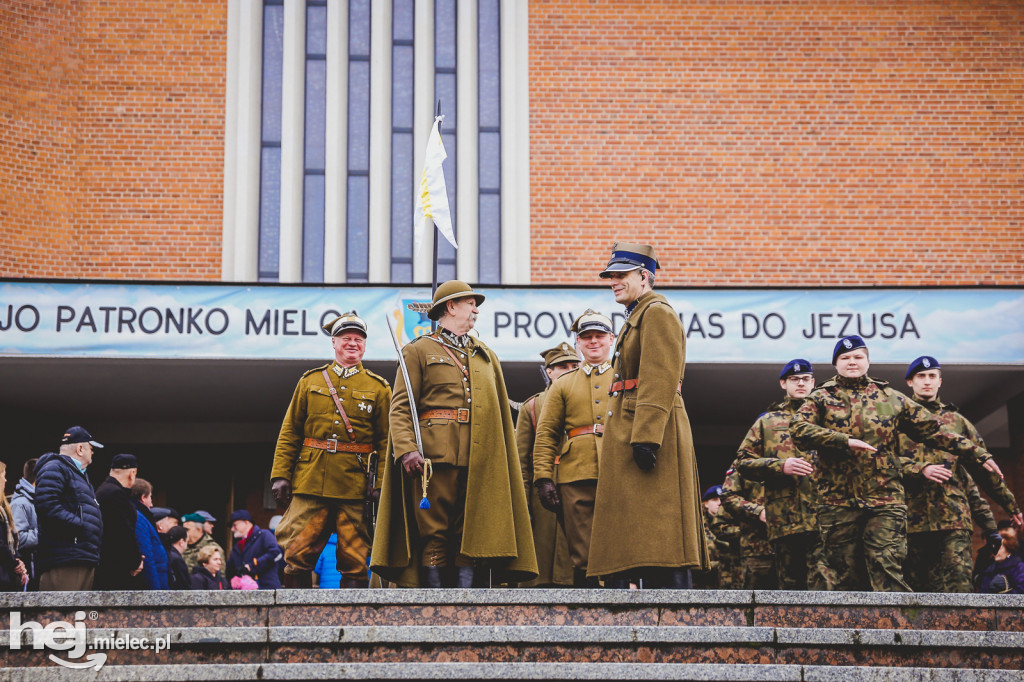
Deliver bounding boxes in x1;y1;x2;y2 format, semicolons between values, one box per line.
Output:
431;99;442;331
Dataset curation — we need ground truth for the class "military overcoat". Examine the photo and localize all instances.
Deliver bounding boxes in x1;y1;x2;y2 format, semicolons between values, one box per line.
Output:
515;389;573;587
370;334;538;585
587;291;709;577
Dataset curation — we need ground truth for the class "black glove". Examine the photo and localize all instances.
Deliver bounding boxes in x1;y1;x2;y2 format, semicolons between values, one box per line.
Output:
242;563;253;575
271;478;292;507
535;479;561;513
987;531;1004;554
632;443;658;471
367;487;381;504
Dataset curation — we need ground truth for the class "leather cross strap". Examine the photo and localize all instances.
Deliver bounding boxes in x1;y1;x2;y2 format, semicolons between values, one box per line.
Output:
303;438;372;454
321;370;356;441
608;379;682;395
434;339;470;380
420;408;471;423
567;424;604;438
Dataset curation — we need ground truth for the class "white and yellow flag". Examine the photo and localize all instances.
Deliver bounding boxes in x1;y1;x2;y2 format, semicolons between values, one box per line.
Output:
415;115;458;250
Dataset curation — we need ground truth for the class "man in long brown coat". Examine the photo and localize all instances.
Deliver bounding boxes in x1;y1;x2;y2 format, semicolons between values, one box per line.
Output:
588;242;709;588
515;342;578;587
370;280;537;587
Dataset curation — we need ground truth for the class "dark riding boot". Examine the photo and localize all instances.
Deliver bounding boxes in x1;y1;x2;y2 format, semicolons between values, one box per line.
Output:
661;568;692;590
341;577;369;589
283;570;313;589
456;566;475;588
603;572;631;589
423;566;443;588
574;569;600;588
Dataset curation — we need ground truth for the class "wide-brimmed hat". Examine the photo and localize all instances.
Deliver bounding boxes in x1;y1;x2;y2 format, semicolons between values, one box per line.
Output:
428;280;485;321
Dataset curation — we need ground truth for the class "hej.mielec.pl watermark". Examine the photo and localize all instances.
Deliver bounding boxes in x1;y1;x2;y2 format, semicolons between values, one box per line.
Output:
9;610;171;670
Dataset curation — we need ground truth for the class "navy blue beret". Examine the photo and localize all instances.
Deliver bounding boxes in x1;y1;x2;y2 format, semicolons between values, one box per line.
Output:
832;335;867;364
779;359;813;380
905;355;941;380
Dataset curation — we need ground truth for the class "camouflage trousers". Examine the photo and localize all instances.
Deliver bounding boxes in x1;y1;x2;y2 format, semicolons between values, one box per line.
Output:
773;531;831;591
817;505;911;592
905;529;973;593
276;494;370;581
718;546;744;589
742;553;778;589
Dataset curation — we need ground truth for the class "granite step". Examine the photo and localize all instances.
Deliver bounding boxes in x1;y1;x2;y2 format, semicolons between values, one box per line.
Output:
0;662;1022;682
1;589;1021;632
1;590;1021;677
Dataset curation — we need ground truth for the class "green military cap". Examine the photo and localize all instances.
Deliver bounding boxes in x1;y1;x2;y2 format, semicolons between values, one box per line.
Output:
570;308;613;335
541;342;579;368
599;242;661;278
428;280;486;321
322;310;367;337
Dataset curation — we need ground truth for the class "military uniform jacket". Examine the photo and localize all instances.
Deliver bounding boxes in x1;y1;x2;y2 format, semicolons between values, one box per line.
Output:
790;375;994;509
533;362;613;485
897;396;1019;534
721;468;771;557
733;398;821;541
271;361;391;499
588;291;709;576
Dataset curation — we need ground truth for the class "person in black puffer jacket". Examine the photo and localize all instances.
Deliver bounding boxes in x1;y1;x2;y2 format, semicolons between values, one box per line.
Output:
190;545;231;590
34;427;105;591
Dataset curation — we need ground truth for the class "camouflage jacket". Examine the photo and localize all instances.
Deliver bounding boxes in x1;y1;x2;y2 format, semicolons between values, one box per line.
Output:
790;375;993;509
721;468;772;557
733;398;821;541
898;395;1019;533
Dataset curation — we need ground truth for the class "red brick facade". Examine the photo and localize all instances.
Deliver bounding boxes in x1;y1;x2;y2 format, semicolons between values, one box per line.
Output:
530;0;1024;286
0;0;226;280
2;1;1021;285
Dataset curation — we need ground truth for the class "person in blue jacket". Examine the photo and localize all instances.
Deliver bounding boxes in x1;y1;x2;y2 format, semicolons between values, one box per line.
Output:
313;534;342;588
34;427;105;591
226;510;282;589
978;533;1024;594
130;478;168;590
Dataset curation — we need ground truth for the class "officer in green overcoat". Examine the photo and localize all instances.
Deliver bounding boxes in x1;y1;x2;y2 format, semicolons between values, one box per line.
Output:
515;343;578;587
271;311;391;588
588;243;709;587
370;280;538;587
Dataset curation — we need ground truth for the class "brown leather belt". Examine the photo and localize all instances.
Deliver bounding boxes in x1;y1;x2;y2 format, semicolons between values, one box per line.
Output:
608;379;682;395
567;424;604;438
304;438;373;454
420;408;471;423
609;379;638;394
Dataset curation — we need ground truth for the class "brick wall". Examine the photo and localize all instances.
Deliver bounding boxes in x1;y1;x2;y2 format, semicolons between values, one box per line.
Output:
530;0;1024;286
0;0;226;280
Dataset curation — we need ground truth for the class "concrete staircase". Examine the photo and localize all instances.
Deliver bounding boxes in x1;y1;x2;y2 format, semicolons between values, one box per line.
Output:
1;589;1022;680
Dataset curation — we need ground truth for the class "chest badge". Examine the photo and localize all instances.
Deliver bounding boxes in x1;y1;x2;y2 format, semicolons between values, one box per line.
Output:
358;402;372;413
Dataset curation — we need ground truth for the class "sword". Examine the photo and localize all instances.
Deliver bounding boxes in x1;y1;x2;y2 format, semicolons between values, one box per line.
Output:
386;315;425;455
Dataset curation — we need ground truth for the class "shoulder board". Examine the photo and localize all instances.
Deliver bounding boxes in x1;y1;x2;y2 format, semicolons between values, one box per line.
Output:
552;367;581;384
364;369;391;388
943;401;960;413
408;335;430;346
526;392;543;403
818;378;838;389
300;363;332;379
867;376;890;388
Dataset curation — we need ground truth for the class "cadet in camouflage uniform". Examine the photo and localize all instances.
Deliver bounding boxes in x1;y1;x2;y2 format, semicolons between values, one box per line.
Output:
533;310;615;587
702;486;743;589
791;335;1009;592
721;466;777;589
733;359;829;590
271;312;391;588
694;486;727;588
514;343;578;587
898;356;1022;593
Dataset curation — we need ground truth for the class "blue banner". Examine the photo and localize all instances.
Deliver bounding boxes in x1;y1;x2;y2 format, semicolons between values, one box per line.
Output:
0;281;1021;365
